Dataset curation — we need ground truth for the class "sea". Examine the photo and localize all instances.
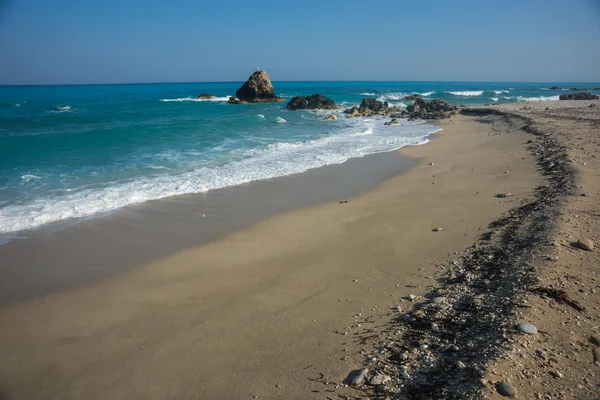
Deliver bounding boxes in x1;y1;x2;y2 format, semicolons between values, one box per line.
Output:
1;81;597;236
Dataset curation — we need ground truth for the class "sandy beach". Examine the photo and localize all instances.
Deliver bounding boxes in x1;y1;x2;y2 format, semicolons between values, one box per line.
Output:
0;110;547;399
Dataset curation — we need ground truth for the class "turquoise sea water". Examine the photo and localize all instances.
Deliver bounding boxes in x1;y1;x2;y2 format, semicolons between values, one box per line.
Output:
1;81;598;234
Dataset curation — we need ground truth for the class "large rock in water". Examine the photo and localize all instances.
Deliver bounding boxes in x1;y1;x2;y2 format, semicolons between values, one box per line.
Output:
235;70;285;103
404;98;458;119
287;94;336;110
197;93;215;99
559;92;599;100
360;98;387;111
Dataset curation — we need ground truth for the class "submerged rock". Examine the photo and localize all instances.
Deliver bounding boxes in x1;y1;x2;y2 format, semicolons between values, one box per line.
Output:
227;96;249;105
323;114;338;120
559;92;599;100
287;94;336;110
235;70;285;103
196;93;215;99
384;118;398;126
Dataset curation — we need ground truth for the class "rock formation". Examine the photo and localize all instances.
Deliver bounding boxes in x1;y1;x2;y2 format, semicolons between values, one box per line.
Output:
286;94;336;110
197;94;215;99
559;92;599;100
234;70;285;103
227;97;249;105
343;98;399;118
404;94;421;100
550;86;561;90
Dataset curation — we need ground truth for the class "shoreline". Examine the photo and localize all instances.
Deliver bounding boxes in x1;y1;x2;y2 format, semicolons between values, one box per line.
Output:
0;139;425;305
0;110;544;399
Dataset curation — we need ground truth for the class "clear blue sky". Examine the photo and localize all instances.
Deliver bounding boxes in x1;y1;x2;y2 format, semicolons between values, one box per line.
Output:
1;0;599;85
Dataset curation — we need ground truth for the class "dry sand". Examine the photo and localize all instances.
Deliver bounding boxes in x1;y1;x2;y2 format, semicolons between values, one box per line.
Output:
0;113;542;399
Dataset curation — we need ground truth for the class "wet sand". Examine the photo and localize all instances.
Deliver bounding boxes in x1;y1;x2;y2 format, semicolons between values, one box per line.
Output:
0;114;541;400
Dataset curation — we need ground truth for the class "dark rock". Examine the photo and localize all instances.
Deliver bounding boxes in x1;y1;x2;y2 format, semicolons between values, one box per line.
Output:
559;92;599;100
360;98;387;111
594;88;600;91
384;118;399;126
227;96;249;105
286;94;336;110
235;70;285;103
406;99;458;120
569;87;588;91
196;93;215;99
550;86;561;90
590;103;597;108
404;94;421;100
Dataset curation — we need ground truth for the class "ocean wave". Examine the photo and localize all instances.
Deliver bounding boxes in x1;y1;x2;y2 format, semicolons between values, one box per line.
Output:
21;174;41;182
0;120;440;234
257;114;265;119
275;117;286;123
516;95;560;102
490;97;499;102
420;91;435;97
491;90;509;94
446;91;483;96
360;92;377;96
48;105;73;113
159;96;230;102
376;93;407;102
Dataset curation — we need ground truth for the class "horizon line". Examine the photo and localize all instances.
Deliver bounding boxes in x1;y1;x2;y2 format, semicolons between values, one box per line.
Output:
2;79;600;88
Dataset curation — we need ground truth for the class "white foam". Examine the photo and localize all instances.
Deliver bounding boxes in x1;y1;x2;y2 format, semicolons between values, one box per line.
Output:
490;97;499;102
21;174;41;182
48;105;73;113
0;119;440;234
376;93;407;102
257;114;265;119
492;90;509;94
159;96;230;102
516;95;560;102
446;91;483;96
420;91;435;97
275;117;286;123
360;92;377;96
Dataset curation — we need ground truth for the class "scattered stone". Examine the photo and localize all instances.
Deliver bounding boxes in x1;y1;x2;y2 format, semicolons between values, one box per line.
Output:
339;200;348;204
536;349;548;360
456;361;466;369
287;94;336;110
550;370;564;379
581;192;590;196
496;382;518;397
577;238;594;251
368;373;391;386
234;70;285;103
593;347;600;365
407;294;416;301
590;103;597;108
384;118;399;126
323;114;338;121
432;228;443;232
432;297;446;304
496;193;512;198
547;255;559;261
516;323;538;335
343;368;368;386
429;162;435;166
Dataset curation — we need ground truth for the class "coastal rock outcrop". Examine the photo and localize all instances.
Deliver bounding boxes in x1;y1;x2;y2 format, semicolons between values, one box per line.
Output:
235;70;285;103
227;96;249;105
403;98;459;120
404;94;421;100
559;92;599;100
323;114;338;120
286;94;336;110
197;94;215;99
550;86;561;90
343;98;399;118
569;87;588;91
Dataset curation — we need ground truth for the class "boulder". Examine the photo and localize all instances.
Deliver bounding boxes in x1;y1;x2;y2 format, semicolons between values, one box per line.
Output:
197;94;215;99
287;94;336;110
550;86;561;90
227;96;249;105
323;114;338;120
360;98;387;111
406;98;457;119
384;118;399;126
235;70;285;103
559;92;599;100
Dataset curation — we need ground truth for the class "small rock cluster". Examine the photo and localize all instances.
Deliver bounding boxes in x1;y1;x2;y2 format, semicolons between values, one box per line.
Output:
343;98;400;118
286;94;336;110
558;92;599;101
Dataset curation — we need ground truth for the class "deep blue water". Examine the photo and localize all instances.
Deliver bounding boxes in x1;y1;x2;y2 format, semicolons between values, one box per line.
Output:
1;80;598;234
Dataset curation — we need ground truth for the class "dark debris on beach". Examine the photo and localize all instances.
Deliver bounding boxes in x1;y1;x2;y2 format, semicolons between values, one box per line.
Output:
339;110;577;399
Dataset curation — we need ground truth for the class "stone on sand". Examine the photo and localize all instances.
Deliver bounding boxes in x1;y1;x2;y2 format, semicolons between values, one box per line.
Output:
516;323;537;335
577;238;594;251
367;373;390;385
343;368;368;386
495;382;518;397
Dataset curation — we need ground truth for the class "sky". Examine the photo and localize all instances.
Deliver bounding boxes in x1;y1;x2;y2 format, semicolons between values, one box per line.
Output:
0;0;599;85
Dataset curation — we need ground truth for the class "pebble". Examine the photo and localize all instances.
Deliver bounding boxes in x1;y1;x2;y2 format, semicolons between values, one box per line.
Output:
432;296;446;304
577;238;594;251
344;368;368;386
550;370;563;379
516;323;538;335
368;373;391;385
432;227;443;232
429;162;435;166
536;349;548;360
496;193;512;198
593;347;600;365
547;255;559;261
456;361;466;369
496;382;518;397
407;294;416;301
